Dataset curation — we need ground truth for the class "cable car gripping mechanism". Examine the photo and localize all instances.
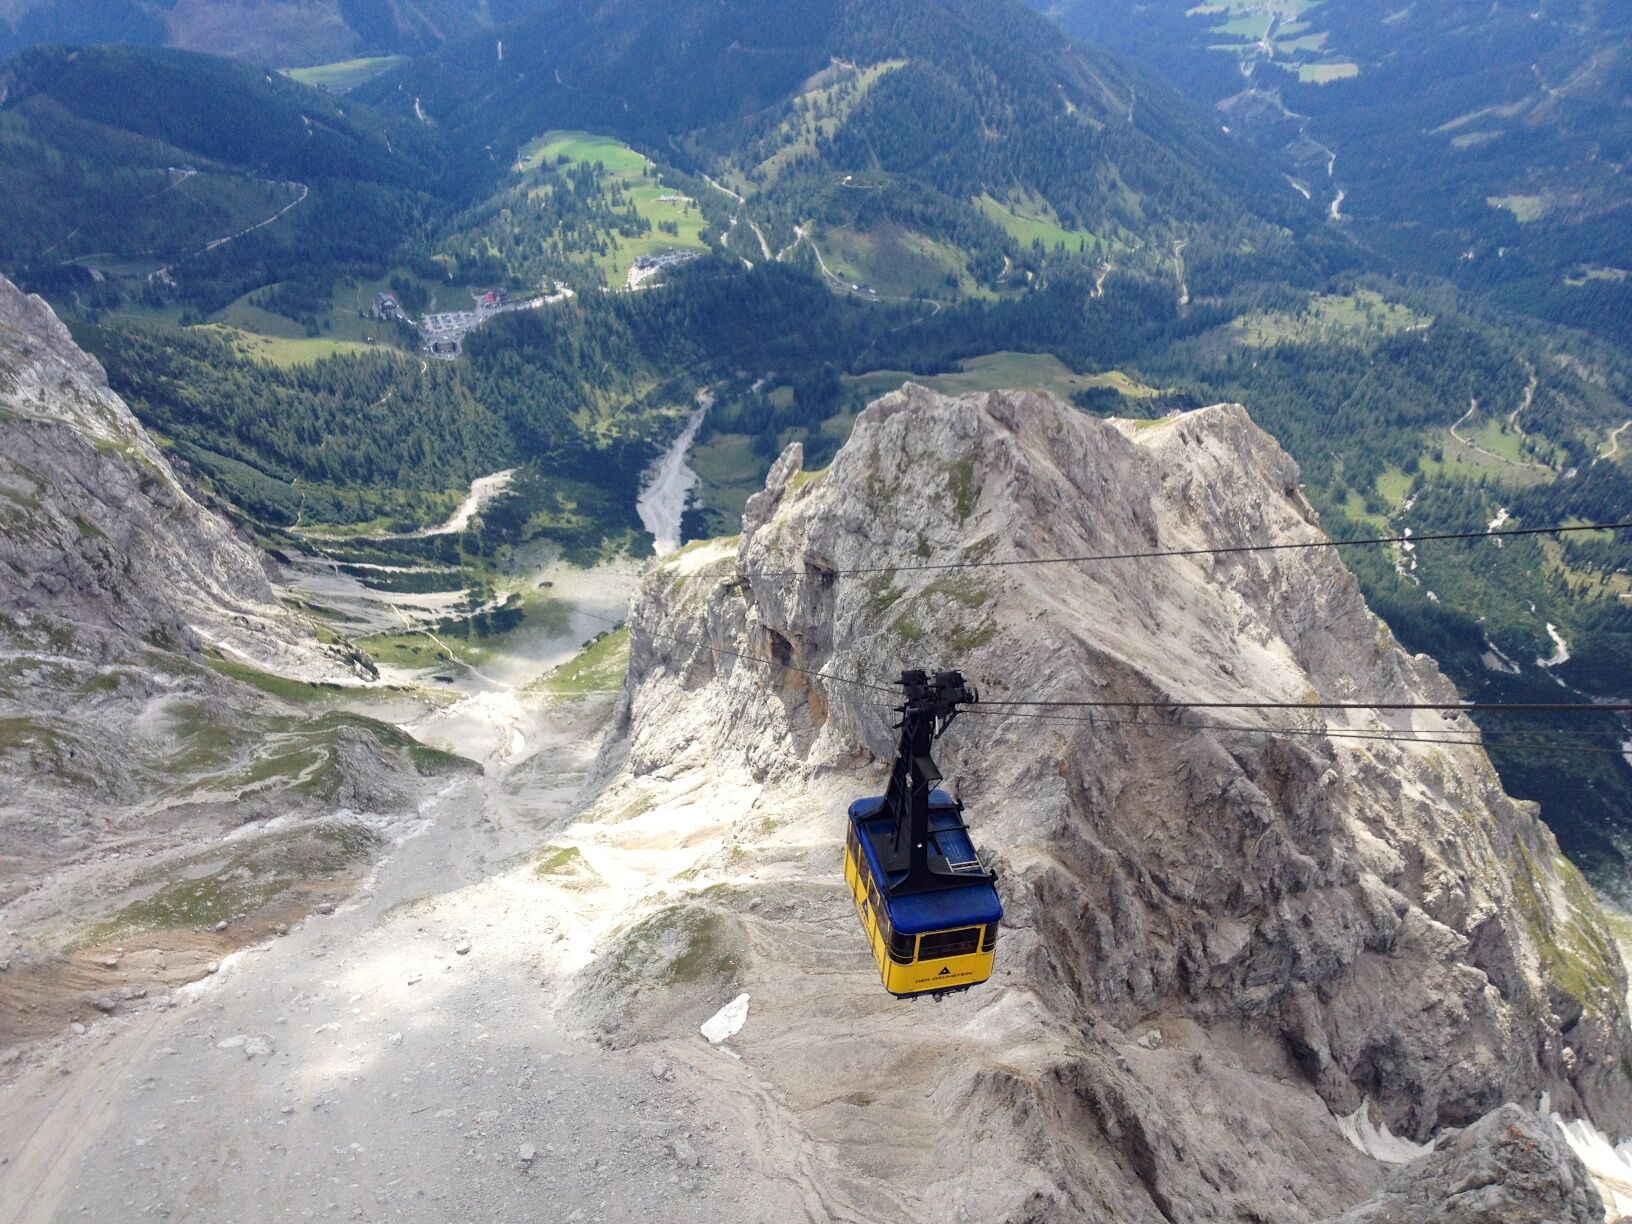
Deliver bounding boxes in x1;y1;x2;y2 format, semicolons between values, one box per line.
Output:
881;669;996;896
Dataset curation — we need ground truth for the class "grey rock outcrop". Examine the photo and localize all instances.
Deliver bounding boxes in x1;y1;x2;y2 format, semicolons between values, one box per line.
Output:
0;276;411;906
1328;1104;1603;1223
592;383;1632;1219
0;274;332;668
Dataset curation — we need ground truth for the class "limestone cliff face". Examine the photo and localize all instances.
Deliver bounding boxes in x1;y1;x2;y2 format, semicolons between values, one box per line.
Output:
593;384;1632;1220
0;275;323;666
0;276;383;888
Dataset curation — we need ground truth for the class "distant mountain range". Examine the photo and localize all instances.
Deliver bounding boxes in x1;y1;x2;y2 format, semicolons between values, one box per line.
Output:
1037;0;1632;346
361;0;1313;295
0;0;551;67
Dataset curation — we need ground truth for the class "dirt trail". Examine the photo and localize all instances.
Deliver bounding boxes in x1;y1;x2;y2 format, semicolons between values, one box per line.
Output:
149;181;308;283
1598;419;1631;464
1448;398;1553;472
1508;366;1538;429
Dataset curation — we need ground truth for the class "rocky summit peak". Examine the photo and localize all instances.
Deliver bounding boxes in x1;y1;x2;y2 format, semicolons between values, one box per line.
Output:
589;383;1632;1220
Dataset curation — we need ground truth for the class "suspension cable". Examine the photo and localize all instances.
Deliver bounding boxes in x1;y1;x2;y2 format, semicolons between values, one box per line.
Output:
574;609;1631;727
754;519;1632;579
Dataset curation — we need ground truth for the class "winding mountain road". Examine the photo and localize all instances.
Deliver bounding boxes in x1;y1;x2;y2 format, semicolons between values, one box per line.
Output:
149;181;309;283
1598;419;1631;464
1448;398;1553;473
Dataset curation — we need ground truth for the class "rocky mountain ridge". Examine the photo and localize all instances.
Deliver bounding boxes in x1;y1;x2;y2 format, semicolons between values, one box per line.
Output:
0;275;337;669
0;275;451;1039
582;382;1632;1219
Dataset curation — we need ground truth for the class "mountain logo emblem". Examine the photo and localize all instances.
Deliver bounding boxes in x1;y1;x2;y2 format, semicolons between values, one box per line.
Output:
937;967;951;976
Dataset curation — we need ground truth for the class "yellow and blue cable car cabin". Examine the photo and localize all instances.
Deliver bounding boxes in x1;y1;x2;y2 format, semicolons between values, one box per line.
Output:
845;669;1001;998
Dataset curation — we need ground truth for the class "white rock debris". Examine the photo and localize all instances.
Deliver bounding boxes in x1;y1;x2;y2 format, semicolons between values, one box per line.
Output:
699;994;750;1045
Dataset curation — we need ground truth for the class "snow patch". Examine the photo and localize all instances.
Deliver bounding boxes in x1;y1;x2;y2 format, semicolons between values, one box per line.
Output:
1550;1111;1632;1217
1335;1099;1431;1165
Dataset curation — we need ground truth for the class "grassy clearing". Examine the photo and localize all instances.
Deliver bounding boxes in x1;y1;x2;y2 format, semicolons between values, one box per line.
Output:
691;433;767;516
356;631;452;670
1421;428;1556;488
844;352;1158;401
520;131;708;288
1339;490;1388;530
282;56;406;92
1274;31;1329;52
205;654;340;705
520;132;649;178
1227;290;1429;348
539;627;629;698
1296;62;1359;83
1536;534;1632;599
1488;194;1549;223
1463;418;1531;463
975;193;1106;253
814;222;978;299
1212;12;1274;37
1375;467;1414;509
215;281;395;346
197;322;378;368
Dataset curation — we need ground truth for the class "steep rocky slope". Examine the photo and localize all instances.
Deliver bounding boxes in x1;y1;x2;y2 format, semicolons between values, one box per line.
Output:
0;275;455;1039
0;275;333;668
579;383;1632;1220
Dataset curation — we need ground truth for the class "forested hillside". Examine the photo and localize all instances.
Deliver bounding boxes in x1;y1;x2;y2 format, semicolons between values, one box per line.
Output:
365;0;1318;299
0;45;452;324
1037;0;1632;347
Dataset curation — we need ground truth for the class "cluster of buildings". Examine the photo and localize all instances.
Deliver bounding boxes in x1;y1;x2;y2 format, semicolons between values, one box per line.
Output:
626;248;700;290
369;249;702;358
372;284;574;360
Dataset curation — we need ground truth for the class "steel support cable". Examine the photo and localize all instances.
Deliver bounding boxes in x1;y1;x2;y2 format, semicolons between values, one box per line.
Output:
958;706;1632;757
969;699;1632;713
574;610;1631;734
754;520;1632;579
